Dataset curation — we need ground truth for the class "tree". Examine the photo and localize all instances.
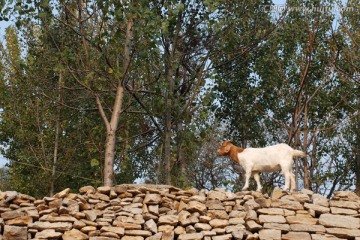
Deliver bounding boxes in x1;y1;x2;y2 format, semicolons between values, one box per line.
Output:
212;0;358;194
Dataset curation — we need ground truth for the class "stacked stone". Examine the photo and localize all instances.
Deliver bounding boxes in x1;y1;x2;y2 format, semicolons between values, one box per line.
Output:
0;184;360;240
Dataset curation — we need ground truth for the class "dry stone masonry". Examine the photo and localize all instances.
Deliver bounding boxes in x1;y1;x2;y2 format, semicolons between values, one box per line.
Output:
0;184;360;240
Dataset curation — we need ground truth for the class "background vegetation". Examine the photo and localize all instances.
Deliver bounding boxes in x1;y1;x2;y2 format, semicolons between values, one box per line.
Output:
0;0;358;198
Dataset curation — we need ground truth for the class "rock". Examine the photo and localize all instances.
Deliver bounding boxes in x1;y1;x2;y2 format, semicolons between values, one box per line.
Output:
97;186;111;194
229;217;245;225
40;214;77;222
246;220;262;231
30;221;73;231
146;232;162;240
271;199;304;211
244;199;261;210
185;224;196;233
207;210;229;219
79;185;96;194
143;194;161;205
186;201;207;214
263;223;290;232
301;189;314;195
194;223;212;231
271;187;287;199
229;210;247;218
0;184;360;240
282;193;310;203
325;228;360;238
3;225;28;240
148;204;159;215
53;188;70;198
144;219;157;233
199;215;212;223
246;209;258;220
179;215;198;226
122;236;144;240
259;229;281;240
212;234;233;240
319;213;360;229
286;215;318;224
81;226;97;233
311;233;345;240
259;215;286;223
330;206;358;215
1;210;25;220
255;198;272;208
282;232;311;240
333;191;360;201
100;226;125;236
304;203;330;214
257;208;284;215
178;232;203;240
206;200;225;210
124;230;152;237
312;194;329;207
209;219;229;228
207;191;226;201
35;229;62;239
63;229;89;240
232;230;245;240
290;224;326;233
329;200;359;209
158;215;178;226
5;215;32;226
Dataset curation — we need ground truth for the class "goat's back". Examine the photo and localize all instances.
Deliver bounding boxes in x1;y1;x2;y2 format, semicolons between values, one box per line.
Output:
239;143;296;169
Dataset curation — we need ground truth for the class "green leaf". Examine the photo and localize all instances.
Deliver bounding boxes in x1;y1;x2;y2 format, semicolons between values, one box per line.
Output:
90;159;100;167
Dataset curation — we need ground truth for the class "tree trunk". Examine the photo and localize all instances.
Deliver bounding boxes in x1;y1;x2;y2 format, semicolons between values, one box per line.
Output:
355;95;360;195
50;71;62;196
303;101;311;190
356;154;360;196
104;129;117;187
102;19;132;187
163;68;174;185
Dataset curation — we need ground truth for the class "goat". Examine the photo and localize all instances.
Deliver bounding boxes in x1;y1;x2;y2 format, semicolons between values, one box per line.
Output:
218;140;306;192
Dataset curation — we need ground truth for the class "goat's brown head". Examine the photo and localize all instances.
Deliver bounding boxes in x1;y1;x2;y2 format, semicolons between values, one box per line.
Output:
218;140;233;156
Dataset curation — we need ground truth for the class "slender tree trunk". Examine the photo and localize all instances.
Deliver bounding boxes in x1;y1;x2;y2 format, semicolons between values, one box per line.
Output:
50;72;63;196
163;62;174;185
355;95;360;195
102;19;132;187
303;101;311;190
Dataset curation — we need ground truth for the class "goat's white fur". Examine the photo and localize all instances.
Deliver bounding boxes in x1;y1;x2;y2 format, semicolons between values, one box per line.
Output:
218;141;306;192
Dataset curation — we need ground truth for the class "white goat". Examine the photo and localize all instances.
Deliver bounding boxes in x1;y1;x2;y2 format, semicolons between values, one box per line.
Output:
218;140;306;192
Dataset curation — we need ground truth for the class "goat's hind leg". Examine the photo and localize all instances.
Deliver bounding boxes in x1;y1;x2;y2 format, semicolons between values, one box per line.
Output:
290;172;296;192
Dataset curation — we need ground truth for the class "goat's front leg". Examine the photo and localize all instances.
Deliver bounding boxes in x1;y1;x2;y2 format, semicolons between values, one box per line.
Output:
283;171;291;191
242;171;251;191
253;172;262;192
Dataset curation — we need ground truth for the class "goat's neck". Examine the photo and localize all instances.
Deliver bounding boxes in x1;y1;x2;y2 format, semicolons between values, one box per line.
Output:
229;145;244;164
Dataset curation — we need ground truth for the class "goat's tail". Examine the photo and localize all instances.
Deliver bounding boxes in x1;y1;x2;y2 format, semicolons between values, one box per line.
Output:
293;149;306;158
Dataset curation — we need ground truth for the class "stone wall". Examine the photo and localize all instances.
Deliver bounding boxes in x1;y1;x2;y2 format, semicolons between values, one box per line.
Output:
0;184;360;240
